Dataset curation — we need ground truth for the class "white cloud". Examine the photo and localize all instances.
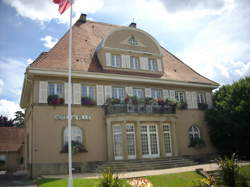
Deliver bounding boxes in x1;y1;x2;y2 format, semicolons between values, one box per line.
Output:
0;99;22;119
0;79;4;95
26;58;33;65
3;0;104;24
41;35;58;49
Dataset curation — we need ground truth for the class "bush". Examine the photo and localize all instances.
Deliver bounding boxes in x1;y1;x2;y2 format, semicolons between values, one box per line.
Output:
97;168;123;187
81;97;96;106
61;141;87;154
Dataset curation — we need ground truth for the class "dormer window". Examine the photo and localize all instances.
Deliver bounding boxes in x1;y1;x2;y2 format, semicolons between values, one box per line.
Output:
128;36;138;46
148;59;158;71
130;56;140;69
111;54;121;68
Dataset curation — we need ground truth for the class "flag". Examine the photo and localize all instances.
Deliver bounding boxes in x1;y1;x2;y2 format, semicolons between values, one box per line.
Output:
53;0;72;14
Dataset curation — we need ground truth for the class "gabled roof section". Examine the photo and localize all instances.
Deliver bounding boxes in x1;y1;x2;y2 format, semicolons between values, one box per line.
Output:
0;127;25;152
30;19;219;86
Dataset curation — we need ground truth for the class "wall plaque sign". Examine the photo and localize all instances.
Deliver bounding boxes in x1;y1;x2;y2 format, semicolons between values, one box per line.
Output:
55;114;91;120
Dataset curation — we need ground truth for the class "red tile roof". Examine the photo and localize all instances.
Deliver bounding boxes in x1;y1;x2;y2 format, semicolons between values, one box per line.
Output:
30;20;218;86
0;127;25;152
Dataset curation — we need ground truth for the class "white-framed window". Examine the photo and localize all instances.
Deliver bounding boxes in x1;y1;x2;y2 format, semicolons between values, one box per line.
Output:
111;54;121;68
163;124;172;156
148;59;158;71
188;126;200;139
130;56;140;69
81;85;96;100
175;91;185;102
197;92;206;104
112;87;125;100
128;36;138;46
48;83;64;98
133;88;144;98
112;124;123;160
64;126;83;144
126;123;136;159
151;88;162;99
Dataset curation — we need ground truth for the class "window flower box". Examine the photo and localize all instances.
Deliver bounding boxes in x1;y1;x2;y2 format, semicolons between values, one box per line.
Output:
81;97;96;106
47;95;64;105
61;141;87;154
106;98;121;105
198;103;208;110
178;101;188;110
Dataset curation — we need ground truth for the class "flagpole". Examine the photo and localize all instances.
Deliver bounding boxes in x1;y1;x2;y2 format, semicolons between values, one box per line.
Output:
68;1;73;187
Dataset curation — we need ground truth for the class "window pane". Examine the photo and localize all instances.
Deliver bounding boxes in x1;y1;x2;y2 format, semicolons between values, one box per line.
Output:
64;126;83;144
57;84;63;98
89;86;95;99
82;86;88;97
48;83;55;96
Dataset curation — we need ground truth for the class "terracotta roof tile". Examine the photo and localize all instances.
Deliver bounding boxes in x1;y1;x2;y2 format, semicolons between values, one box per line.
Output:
0;127;25;152
30;20;218;86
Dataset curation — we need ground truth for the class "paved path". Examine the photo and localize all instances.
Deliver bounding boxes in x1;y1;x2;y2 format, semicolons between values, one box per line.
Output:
0;172;37;187
42;162;250;179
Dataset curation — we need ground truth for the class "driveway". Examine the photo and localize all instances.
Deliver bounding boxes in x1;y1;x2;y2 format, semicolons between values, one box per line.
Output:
0;171;37;187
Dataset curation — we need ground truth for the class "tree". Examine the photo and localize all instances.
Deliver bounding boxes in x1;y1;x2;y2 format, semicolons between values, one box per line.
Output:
13;110;25;128
0;115;14;127
206;77;250;158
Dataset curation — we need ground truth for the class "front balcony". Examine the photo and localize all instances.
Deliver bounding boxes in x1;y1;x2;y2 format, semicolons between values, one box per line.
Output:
104;103;176;115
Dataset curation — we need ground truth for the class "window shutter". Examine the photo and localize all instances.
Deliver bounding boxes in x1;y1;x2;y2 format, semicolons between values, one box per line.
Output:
206;92;213;109
145;88;151;97
105;53;111;66
140;57;148;70
73;83;81;104
186;91;193;109
191;92;198;109
64;83;69;104
96;85;104;105
121;55;127;68
104;85;112;102
39;81;48;103
125;87;133;96
157;59;162;72
126;55;130;68
163;89;170;100
169;90;175;100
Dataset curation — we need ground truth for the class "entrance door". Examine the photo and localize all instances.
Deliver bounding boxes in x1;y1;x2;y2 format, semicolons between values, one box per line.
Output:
163;124;173;156
112;125;123;160
126;123;136;159
140;124;160;158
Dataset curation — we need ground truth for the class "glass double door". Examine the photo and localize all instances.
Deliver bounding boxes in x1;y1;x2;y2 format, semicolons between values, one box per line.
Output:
140;124;160;158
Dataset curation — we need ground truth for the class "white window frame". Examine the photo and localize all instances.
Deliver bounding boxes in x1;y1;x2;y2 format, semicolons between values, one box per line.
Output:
48;83;64;98
175;91;185;102
126;123;136;159
128;36;138;46
130;56;140;69
188;126;201;139
197;92;206;104
81;85;96;100
151;88;162;99
133;88;145;98
111;54;121;68
112;87;125;100
112;124;123;160
148;58;158;71
64;126;83;145
163;124;172;156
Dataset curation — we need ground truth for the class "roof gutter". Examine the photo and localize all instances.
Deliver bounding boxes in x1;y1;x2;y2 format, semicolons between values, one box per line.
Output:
28;67;219;89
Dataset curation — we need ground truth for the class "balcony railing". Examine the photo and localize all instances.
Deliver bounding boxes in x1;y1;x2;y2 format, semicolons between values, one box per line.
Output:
104;104;176;115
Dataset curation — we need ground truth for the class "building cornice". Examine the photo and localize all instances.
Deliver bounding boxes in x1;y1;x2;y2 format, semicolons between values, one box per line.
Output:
28;68;219;88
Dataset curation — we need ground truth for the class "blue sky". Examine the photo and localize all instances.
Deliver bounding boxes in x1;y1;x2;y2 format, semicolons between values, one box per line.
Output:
0;0;249;118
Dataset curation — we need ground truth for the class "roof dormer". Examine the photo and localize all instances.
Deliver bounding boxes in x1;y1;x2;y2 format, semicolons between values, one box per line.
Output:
96;24;163;75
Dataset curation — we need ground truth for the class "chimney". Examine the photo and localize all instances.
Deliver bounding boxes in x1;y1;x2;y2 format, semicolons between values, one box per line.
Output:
78;13;87;23
129;22;136;28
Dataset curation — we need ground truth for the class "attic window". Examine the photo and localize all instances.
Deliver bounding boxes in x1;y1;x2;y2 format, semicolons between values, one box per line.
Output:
128;36;138;46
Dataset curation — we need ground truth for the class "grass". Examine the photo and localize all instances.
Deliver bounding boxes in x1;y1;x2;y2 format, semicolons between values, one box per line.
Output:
36;171;202;187
240;165;250;178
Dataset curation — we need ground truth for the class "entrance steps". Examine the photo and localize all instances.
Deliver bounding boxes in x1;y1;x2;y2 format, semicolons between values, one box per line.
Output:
90;156;199;173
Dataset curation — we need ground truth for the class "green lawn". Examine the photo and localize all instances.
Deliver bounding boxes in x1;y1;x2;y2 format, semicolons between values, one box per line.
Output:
36;171;202;187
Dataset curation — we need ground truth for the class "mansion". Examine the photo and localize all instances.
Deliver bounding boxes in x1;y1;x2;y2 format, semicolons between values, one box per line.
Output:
20;14;219;177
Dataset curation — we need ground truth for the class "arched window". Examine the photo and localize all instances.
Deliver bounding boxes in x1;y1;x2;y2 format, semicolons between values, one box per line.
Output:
64;126;83;144
188;126;200;139
128;36;138;46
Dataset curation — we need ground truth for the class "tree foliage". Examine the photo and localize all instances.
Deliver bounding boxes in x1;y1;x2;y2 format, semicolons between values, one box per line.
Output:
0;110;25;128
0;115;14;127
206;77;250;158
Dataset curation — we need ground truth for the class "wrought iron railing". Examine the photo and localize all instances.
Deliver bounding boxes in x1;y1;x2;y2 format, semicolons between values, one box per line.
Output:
104;104;176;115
